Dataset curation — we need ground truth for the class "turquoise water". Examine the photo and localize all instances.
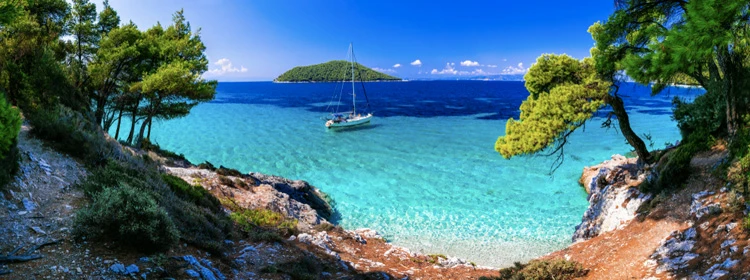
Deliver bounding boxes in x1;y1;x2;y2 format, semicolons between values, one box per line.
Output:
115;81;700;267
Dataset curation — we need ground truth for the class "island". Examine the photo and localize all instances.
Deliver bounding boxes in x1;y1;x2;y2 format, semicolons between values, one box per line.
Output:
274;60;402;82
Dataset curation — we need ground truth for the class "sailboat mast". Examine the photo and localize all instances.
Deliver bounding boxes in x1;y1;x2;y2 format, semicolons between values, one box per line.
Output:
350;43;356;115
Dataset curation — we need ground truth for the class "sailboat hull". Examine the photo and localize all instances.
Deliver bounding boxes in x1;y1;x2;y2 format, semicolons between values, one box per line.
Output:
326;114;373;128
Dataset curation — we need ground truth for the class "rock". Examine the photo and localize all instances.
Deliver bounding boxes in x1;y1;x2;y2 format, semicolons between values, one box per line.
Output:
22;198;36;212
139;257;150;263
439;256;467;268
573;155;650;242
181;255;224;280
249;172;334;220
109;263;126;275
185;269;200;278
126;264;139;274
651;228;699;274
30;226;46;234
354;228;382;240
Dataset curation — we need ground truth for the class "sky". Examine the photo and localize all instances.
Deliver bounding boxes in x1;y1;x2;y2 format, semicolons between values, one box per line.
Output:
101;0;617;81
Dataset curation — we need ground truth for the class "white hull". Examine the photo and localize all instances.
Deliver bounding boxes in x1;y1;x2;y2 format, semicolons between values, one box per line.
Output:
326;114;373;128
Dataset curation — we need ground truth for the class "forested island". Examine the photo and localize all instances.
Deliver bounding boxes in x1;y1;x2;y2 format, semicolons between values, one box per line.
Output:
274;60;401;82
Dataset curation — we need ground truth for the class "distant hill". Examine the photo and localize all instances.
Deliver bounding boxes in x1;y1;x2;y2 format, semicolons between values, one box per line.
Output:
275;60;401;82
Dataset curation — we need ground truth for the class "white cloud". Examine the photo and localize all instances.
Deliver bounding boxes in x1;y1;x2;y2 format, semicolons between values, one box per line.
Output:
410;59;422;66
372;67;396;73
501;62;527;75
487;64;498;68
502;58;508;62
460;60;480;67
430;63;458;75
207;58;248;75
393;63;402;68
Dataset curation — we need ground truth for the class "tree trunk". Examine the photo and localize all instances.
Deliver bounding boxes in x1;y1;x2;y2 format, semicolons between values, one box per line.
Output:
136;115;151;147
114;108;123;140
607;94;652;164
126;99;140;145
147;118;153;140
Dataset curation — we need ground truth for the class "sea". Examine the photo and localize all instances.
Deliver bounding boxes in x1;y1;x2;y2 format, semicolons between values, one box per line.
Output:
114;81;703;267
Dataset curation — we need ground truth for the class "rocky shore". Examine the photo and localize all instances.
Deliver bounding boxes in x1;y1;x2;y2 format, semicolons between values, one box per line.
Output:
0;125;496;279
549;149;750;279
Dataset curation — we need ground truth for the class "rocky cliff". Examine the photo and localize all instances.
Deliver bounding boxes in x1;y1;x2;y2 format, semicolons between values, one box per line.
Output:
572;155;652;242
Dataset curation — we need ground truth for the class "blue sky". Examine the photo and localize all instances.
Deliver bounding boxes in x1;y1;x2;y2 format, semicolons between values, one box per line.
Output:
103;0;616;81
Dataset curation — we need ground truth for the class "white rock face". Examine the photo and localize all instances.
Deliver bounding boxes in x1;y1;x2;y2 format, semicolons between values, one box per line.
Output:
572;155;652;242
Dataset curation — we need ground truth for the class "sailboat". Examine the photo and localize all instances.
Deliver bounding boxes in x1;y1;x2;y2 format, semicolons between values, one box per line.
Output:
325;43;373;128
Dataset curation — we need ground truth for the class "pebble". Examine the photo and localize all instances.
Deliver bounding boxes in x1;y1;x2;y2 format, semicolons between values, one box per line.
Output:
109;263;126;274
126;264;139;274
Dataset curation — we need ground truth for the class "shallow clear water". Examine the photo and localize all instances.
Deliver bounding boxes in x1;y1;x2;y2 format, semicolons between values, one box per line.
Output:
114;81;702;267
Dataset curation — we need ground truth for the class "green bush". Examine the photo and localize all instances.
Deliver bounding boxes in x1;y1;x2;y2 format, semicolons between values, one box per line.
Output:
74;185;179;251
76;158;232;254
644;131;714;194
162;174;221;211
26;105;117;166
216;166;242;176
672;90;726;139
230;208;298;235
140;139;190;163
481;259;588;280
0;94;21;187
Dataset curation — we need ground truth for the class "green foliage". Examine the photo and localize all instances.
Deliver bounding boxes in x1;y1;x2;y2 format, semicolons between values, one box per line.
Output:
26;105;115;166
74;184;179;251
427;254;447;264
0;93;21;187
222;197;297;236
161;174;220;211
216;166;242;176
218;175;234;187
197;161;216;170
594;0;750;138
275;60;401;82
744;214;750;232
495;54;608;159
76;158;232;253
0;94;21;158
230;208;298;235
673;90;726;139
481;259;588;280
644;132;714;194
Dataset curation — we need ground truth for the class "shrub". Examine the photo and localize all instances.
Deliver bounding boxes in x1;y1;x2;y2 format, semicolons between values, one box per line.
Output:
218;175;234;187
0;93;21;187
162;174;221;211
26;105;116;166
672;91;726;139
216;166;242;176
222;198;297;236
481;259;588;280
76;158;232;254
197;161;216;171
230;208;298;235
427;254;447;264
644;131;713;194
140;139;190;163
74;185;179;251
